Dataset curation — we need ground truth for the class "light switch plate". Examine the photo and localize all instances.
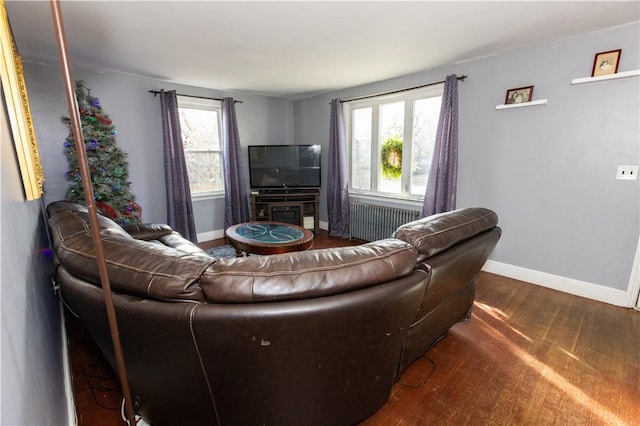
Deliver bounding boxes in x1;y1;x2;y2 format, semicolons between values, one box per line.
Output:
616;165;639;180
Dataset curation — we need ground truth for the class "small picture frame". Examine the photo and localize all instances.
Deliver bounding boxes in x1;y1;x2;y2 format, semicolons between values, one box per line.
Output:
592;49;621;77
505;86;534;105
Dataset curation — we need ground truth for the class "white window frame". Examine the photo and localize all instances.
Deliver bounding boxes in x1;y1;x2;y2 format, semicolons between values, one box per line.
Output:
177;96;225;201
344;84;443;204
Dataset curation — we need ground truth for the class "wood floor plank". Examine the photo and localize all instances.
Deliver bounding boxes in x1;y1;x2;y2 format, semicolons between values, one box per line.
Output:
362;273;640;426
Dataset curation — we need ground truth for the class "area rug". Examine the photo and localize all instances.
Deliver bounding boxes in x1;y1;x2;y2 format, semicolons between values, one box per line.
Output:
205;245;236;259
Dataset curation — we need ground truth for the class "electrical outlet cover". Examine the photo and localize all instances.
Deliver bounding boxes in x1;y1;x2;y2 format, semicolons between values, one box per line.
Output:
616;165;639;180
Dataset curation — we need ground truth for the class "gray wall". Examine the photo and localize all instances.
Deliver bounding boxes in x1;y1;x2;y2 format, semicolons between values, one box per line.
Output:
294;22;639;291
23;62;294;236
1;96;68;424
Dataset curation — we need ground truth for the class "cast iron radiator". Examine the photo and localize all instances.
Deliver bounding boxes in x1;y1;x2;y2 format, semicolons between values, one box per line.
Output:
349;202;420;241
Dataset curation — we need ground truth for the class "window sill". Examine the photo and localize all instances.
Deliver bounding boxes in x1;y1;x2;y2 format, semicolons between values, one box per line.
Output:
191;191;225;202
349;191;424;208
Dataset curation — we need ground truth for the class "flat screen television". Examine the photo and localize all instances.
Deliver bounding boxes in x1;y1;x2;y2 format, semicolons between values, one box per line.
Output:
248;144;321;190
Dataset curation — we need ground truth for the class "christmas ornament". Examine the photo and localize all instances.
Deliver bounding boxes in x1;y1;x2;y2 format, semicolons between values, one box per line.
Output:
95;114;112;125
96;201;118;219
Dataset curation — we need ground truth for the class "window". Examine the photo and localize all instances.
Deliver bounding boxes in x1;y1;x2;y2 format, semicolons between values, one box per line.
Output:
177;96;224;198
345;85;443;200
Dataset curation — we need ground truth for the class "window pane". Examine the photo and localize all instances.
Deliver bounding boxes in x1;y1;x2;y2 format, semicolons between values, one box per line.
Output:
178;105;223;195
410;97;442;195
346;85;444;200
184;152;223;193
379;102;404;194
179;108;220;151
352;108;372;190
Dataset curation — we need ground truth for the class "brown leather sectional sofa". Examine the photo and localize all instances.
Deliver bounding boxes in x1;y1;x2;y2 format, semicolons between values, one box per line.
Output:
47;200;501;425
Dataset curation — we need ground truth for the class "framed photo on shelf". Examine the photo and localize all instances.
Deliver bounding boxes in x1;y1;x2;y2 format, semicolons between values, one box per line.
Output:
592;49;621;77
505;86;534;105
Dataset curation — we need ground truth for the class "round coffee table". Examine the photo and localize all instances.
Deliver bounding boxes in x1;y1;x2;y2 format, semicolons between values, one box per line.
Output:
225;221;314;256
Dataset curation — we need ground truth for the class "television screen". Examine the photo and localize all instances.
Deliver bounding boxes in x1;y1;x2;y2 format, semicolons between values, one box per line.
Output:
248;145;321;189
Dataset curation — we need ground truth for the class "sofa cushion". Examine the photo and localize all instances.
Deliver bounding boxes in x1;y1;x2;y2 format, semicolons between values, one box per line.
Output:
48;208;212;302
157;232;209;256
46;200;88;217
122;223;173;240
393;207;498;259
199;238;417;303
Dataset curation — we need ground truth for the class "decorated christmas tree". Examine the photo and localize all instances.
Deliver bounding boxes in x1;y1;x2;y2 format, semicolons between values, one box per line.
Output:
62;80;142;224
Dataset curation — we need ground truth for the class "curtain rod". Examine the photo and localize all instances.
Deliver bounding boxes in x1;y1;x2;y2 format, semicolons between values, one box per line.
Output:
148;90;243;103
340;75;467;103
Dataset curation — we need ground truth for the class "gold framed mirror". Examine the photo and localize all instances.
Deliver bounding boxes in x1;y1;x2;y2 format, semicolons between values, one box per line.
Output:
0;0;44;200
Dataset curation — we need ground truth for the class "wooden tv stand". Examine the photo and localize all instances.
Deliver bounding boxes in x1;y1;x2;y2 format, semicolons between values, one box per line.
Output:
250;189;320;233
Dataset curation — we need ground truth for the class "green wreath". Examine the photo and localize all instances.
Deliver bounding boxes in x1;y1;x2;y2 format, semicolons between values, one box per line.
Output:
381;136;403;179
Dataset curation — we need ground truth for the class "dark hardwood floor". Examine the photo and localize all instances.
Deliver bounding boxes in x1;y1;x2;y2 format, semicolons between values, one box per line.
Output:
66;233;640;425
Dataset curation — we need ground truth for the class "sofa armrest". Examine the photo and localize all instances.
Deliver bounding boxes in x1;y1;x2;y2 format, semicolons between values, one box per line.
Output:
393;207;498;259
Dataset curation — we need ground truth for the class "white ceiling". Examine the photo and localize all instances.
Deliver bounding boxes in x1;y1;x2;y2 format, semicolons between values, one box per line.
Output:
5;1;640;99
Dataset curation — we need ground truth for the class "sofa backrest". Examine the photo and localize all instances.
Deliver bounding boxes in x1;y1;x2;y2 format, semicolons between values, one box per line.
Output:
200;238;417;302
47;201;419;304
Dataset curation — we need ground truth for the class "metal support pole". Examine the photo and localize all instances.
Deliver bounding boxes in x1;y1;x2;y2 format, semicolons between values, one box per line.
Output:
48;2;137;424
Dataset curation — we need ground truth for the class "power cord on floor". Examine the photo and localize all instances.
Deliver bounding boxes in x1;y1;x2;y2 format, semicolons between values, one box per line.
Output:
81;364;122;411
398;354;437;388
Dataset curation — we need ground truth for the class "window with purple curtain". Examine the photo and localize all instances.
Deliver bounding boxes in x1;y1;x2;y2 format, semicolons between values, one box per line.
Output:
328;99;350;238
159;90;198;242
422;74;459;217
221;97;250;229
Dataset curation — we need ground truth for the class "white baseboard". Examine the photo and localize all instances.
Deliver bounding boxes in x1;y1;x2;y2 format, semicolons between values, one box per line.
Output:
482;260;629;307
197;229;225;243
59;299;77;426
624;238;640;308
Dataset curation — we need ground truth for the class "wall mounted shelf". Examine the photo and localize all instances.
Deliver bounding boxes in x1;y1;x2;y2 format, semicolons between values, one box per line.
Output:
571;69;640;85
495;99;548;110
